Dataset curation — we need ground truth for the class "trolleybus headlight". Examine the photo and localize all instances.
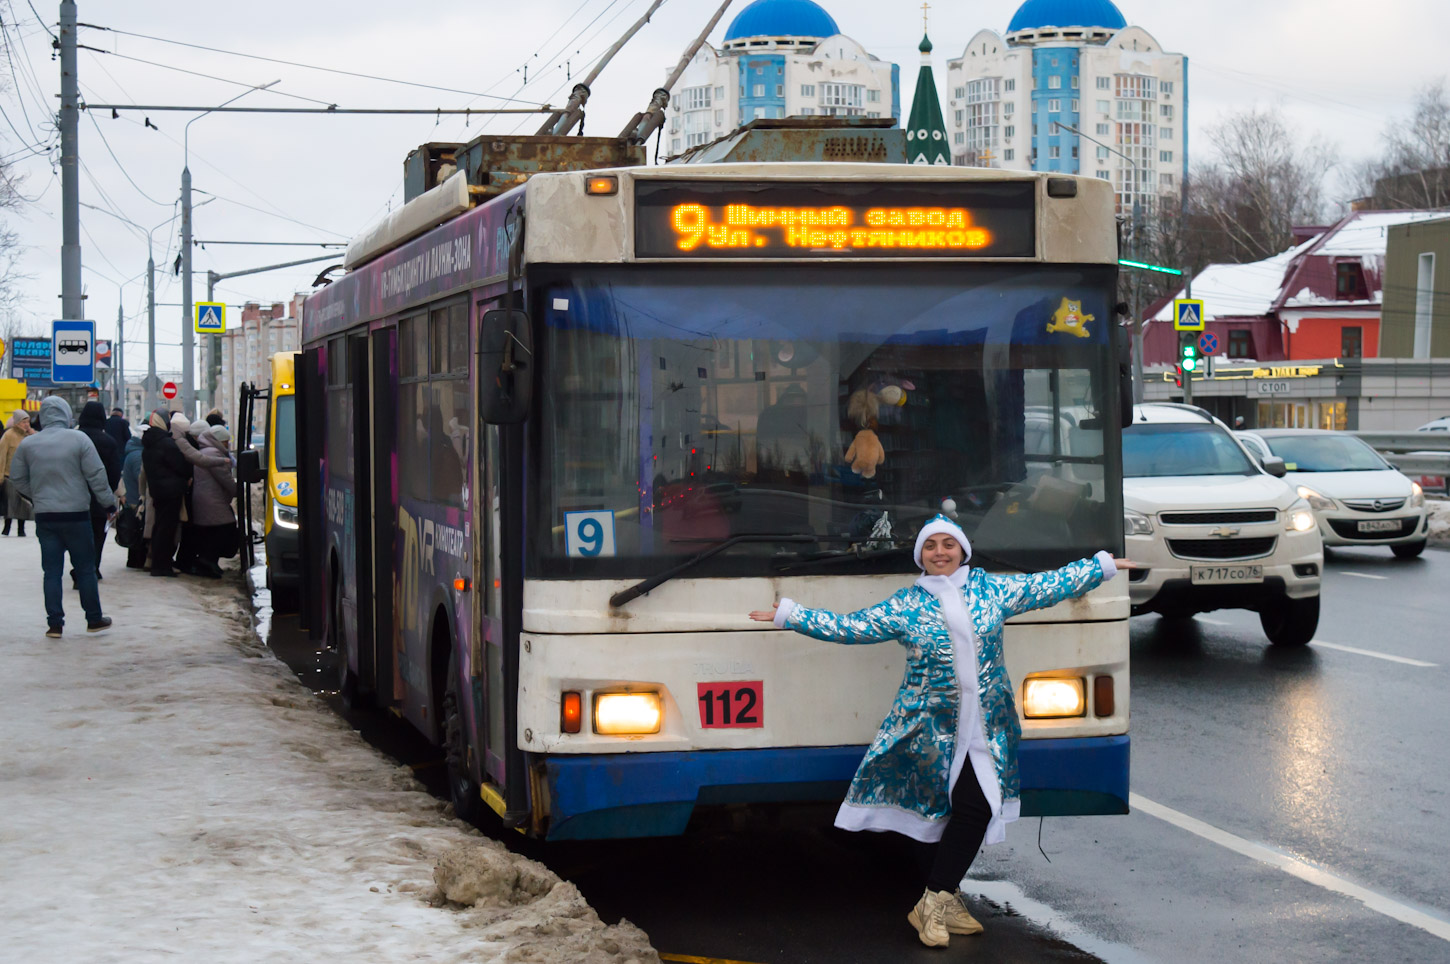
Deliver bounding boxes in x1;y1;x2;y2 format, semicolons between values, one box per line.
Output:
593;692;662;735
1410;481;1424;508
1123;508;1154;536
1295;485;1337;512
1023;677;1086;719
1285;499;1317;533
272;499;299;529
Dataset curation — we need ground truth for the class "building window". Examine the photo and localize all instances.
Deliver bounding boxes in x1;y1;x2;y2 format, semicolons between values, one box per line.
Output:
671;137;681;153
1336;262;1369;300
1071;99;1079;112
1096;99;1110;114
1003;101;1014;116
801;84;815;97
1161;81;1175;94
1049;145;1061;158
1096;77;1110;89
1342;326;1363;358
1049;75;1062;89
955;132;965;145
800;107;815;115
1004;149;1015;160
753;107;765;120
1051;57;1058;67
955;109;965;125
1160;104;1174;119
1004;79;1015;91
820;83;864;108
1160;172;1175;186
776;84;784;97
753;84;765;97
1096;145;1109;159
1096;122;1110;135
1048;99;1061;112
954;86;965;99
868;89;881;102
683;86;711;111
867;111;881;118
1228;329;1252;357
1004;125;1015;138
1071;75;1080;88
1160;126;1173;140
1160;150;1173;162
1071;145;1079;158
715;86;725;99
1096;170;1109;179
715;109;724;125
1116;74;1157;100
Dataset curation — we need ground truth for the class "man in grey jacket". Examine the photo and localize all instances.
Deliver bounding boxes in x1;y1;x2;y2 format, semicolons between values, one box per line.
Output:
8;396;117;637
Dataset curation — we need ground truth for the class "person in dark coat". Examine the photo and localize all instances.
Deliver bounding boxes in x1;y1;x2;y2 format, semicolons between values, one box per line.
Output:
141;409;192;577
105;407;131;458
77;401;122;580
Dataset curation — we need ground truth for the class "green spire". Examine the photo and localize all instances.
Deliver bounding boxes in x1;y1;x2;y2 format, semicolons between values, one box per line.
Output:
906;33;950;166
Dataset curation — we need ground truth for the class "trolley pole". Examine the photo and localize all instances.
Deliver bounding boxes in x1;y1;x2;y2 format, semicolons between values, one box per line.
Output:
59;1;83;322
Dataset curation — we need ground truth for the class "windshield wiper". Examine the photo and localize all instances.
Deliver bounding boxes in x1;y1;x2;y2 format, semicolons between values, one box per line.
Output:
771;544;909;573
609;533;816;609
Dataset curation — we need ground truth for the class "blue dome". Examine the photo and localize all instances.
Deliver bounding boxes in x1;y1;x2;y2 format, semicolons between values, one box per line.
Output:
1007;0;1127;32
724;0;840;41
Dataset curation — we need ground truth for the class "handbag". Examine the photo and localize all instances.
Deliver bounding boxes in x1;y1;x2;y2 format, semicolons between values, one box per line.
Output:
114;504;142;548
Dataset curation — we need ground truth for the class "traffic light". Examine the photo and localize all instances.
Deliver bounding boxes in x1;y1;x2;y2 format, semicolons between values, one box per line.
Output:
1180;339;1199;374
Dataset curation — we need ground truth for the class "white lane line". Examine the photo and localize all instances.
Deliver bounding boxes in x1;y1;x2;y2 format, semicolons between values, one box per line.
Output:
1195;617;1232;626
1131;793;1450;943
1339;571;1389;580
1311;640;1437;668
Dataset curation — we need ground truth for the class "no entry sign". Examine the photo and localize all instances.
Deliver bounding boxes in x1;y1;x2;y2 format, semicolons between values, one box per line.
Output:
162;381;178;400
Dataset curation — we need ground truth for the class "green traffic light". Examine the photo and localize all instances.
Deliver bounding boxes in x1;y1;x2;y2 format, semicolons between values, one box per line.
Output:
1180;343;1199;373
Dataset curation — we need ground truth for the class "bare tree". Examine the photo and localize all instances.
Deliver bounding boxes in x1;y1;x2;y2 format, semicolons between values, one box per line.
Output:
1354;80;1450;209
1186;107;1337;264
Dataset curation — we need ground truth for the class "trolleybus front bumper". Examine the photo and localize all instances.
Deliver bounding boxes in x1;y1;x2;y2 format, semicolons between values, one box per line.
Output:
537;735;1129;840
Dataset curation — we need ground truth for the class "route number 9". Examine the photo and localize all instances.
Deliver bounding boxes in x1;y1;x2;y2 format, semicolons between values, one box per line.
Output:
564;510;617;558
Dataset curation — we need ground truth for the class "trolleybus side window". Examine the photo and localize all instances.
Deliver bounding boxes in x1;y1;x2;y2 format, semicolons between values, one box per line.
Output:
428;302;469;507
398;313;430;502
326;336;351;481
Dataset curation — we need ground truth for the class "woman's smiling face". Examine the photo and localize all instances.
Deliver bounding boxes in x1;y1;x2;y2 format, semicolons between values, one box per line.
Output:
921;534;965;575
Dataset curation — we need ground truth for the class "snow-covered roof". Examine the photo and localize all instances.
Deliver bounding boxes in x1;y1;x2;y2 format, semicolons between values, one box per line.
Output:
1313;211;1446;257
1149;240;1314;322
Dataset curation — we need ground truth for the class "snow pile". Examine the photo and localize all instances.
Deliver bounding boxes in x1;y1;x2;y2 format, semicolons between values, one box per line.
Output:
0;536;657;963
1428;498;1450;547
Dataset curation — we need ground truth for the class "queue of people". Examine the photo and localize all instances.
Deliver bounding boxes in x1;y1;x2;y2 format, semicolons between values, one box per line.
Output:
3;396;240;634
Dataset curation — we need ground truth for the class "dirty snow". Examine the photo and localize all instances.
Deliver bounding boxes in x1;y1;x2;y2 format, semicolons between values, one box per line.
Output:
1313;211;1448;257
1428;498;1450;548
0;536;658;963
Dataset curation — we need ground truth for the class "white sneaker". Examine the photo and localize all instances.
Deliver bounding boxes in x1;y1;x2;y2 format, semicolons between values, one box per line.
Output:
907;888;952;948
943;891;984;935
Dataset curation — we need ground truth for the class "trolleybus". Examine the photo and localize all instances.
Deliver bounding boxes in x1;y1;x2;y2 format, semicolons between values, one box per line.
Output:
298;163;1131;840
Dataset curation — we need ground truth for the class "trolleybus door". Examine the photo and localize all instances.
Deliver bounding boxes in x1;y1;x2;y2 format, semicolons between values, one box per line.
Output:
297;346;324;638
349;331;379;702
369;326;398;705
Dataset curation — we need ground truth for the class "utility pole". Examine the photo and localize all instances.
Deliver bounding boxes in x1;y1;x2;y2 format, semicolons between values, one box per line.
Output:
115;302;124;412
59;1;83;322
146;245;157;413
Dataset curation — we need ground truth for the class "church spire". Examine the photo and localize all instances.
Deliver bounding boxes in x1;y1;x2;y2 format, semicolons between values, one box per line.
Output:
906;9;950;166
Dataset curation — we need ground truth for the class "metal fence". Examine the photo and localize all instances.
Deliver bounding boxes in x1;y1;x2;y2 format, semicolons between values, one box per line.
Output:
1352;432;1450;477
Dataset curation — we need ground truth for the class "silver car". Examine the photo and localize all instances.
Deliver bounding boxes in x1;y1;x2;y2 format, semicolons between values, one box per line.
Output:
1237;429;1431;558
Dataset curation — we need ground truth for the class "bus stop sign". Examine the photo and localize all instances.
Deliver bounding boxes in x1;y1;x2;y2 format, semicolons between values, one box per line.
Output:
50;319;95;384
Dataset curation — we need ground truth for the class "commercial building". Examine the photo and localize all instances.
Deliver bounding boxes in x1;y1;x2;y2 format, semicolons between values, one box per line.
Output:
945;0;1187;218
664;0;900;157
212;295;303;428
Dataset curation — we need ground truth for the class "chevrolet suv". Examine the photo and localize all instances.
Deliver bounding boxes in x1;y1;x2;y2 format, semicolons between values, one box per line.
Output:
1123;404;1323;646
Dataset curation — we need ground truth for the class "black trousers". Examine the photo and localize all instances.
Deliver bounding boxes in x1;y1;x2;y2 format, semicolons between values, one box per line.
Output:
925;765;994;893
150;496;183;574
89;505;107;574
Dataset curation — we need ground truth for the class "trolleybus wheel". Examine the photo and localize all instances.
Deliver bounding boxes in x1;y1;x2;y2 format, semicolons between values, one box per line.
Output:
1259;594;1319;647
443;651;487;826
328;568;359;708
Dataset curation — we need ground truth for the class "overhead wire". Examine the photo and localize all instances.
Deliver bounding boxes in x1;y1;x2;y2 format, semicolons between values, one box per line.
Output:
0;11;47;145
192;188;350;239
86;111;172;207
78;46;341;108
22;0;52;41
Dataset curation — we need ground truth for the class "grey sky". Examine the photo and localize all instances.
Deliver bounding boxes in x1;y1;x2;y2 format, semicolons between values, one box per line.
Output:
1;0;1445;375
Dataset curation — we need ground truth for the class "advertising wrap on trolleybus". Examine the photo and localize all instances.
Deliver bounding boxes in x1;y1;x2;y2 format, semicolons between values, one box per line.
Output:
300;164;1128;840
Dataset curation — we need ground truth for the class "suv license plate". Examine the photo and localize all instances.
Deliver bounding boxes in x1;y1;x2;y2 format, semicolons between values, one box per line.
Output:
1191;565;1264;584
1357;519;1402;533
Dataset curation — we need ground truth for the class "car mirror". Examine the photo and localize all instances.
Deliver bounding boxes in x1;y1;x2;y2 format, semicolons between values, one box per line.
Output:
1261;456;1287;478
238;448;264;485
478;308;533;424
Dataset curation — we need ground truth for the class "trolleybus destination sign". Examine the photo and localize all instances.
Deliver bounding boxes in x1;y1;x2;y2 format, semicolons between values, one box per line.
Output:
634;181;1036;259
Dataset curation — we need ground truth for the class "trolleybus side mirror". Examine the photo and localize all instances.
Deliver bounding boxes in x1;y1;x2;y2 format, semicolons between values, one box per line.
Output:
1261;456;1288;478
238;448;264;485
479;308;534;424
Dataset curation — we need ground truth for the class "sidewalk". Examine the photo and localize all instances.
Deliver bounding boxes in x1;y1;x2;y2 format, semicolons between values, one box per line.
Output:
0;534;657;963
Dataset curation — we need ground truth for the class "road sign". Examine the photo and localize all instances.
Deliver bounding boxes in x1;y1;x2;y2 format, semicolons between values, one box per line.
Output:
195;302;226;334
51;319;95;384
162;381;178;400
1198;332;1218;355
1173;299;1205;332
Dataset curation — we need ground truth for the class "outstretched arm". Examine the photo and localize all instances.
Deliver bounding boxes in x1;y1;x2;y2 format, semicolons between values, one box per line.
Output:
991;552;1132;618
749;594;906;645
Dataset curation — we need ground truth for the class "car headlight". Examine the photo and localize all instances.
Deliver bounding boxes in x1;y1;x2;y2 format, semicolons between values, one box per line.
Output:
1124;508;1154;536
1286;498;1316;533
1295;485;1337;512
272;499;299;529
1022;678;1086;719
1410;481;1424;508
593;692;662;735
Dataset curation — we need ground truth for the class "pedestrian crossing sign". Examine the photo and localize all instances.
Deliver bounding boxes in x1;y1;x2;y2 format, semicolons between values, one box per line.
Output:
195;302;226;334
1173;298;1205;332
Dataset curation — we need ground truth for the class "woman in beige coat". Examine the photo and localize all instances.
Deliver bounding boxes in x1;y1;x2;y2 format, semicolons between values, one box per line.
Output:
1;410;35;536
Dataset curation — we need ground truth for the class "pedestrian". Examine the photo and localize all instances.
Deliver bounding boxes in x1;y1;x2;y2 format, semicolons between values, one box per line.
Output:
140;408;191;578
1;410;35;536
6;396;116;637
205;408;227;428
120;432;147;568
173;423;238;578
76;401;122;582
105;406;131;457
748;515;1133;948
173;417;209;573
1233;416;1246;430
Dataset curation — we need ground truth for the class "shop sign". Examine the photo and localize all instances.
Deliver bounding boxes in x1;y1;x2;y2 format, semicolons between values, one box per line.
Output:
1256;381;1292;396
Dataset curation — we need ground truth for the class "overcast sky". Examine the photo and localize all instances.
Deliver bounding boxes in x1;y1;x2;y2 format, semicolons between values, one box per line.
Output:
2;0;1446;375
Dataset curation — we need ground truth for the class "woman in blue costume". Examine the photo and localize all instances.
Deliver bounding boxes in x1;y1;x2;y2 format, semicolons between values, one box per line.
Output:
750;514;1133;948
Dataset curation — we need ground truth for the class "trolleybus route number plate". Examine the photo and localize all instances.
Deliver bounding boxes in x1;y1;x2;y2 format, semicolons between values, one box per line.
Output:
697;681;763;728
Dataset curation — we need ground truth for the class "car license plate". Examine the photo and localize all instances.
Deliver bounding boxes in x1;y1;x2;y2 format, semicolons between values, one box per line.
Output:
1357;519;1402;533
697;681;763;729
1191;565;1264;584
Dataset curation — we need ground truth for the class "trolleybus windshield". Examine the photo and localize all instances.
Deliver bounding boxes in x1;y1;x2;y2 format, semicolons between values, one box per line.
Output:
533;263;1120;577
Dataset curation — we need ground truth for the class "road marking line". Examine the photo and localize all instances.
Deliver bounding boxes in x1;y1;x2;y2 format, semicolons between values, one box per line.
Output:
660;955;767;964
1195;617;1232;626
1312;640;1437;667
1131;793;1450;943
1339;571;1389;580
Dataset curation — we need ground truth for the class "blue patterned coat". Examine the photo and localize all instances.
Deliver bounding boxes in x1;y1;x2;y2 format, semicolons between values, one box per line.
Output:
782;556;1109;835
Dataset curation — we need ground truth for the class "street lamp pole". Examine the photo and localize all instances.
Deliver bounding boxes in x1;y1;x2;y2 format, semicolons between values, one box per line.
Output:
181;80;279;416
1054;120;1146;403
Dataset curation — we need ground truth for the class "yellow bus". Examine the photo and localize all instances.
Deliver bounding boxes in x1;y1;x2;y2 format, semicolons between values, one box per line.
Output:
240;351;300;610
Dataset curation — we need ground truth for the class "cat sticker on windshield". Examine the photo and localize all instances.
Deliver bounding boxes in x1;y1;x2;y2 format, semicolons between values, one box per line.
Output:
1047;297;1094;339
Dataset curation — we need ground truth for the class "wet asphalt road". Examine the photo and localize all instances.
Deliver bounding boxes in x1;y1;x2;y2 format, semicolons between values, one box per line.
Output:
263;545;1450;963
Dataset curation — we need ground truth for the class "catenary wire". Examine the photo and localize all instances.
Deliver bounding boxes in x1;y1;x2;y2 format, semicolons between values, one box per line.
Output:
86;111;172;207
78;46;341;107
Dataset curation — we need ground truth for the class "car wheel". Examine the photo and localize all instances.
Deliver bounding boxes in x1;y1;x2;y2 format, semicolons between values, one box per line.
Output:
1391;539;1426;560
443;651;488;827
1259;594;1319;647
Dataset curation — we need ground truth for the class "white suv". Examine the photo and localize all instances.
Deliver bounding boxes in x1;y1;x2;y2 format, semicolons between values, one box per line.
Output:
1123;404;1323;646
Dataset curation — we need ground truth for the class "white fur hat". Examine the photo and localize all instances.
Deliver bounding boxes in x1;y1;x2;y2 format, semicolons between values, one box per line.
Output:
912;513;972;571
